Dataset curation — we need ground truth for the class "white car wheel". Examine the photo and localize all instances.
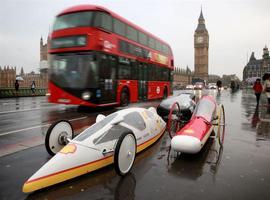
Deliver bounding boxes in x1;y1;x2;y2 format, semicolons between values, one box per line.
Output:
114;132;137;176
45;120;74;156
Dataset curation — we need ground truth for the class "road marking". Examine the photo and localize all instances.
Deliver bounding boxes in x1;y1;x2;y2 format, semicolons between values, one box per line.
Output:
0;104;75;115
0;116;88;137
0;106;59;115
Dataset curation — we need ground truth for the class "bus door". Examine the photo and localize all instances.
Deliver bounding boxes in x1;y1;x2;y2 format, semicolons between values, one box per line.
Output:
138;63;148;100
99;54;117;103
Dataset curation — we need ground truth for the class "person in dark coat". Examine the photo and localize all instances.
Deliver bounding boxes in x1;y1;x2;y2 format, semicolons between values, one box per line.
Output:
253;78;263;106
15;80;19;91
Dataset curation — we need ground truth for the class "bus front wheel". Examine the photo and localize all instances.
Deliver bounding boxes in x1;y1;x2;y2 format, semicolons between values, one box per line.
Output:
120;88;129;107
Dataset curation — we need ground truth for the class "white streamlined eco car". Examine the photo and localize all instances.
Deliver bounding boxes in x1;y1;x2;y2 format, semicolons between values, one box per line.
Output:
23;107;166;193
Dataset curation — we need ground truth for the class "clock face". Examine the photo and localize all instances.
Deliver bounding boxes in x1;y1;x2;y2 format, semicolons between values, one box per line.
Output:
197;36;203;43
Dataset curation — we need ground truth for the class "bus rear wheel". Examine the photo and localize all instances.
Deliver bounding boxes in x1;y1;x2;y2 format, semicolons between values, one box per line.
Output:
120;89;129;107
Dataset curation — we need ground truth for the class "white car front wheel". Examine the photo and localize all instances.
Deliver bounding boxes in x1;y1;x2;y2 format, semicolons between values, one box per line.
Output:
45;120;74;156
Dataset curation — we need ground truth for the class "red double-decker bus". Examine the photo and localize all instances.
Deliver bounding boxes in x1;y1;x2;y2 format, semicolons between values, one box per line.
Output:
48;5;174;107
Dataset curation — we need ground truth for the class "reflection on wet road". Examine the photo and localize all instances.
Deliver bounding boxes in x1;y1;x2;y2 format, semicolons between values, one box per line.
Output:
1;89;270;200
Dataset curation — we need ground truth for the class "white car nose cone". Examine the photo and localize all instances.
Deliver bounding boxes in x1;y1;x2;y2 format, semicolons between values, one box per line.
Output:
171;135;201;154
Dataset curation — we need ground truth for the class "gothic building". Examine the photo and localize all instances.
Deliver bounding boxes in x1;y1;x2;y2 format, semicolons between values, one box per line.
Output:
0;37;49;90
40;37;48;61
194;9;209;81
40;36;49;74
0;66;16;88
243;46;270;81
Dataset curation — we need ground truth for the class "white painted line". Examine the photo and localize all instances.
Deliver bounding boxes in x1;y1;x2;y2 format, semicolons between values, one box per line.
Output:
0;107;42;114
0;124;50;136
0;105;60;115
69;116;88;122
0;116;88;137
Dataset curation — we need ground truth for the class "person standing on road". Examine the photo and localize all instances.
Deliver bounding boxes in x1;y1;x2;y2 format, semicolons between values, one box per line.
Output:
15;80;19;95
253;78;263;107
263;76;270;110
31;81;36;95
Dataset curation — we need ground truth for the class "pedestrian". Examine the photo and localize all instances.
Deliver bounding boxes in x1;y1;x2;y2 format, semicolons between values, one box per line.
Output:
15;80;19;95
31;81;36;95
253;78;263;107
216;80;222;90
263;75;270;110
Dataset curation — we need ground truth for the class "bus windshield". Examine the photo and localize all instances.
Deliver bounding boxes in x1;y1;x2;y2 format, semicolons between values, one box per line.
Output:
50;53;98;89
53;11;94;31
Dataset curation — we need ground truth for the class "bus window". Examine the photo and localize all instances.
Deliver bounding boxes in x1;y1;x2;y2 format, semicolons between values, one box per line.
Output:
118;57;131;80
52;11;94;31
148;37;155;49
113;18;126;36
99;54;112;79
148;65;156;81
94;12;112;31
162;44;169;55
119;40;128;54
130;60;138;80
155;40;162;52
138;31;148;46
156;66;162;81
126;25;138;42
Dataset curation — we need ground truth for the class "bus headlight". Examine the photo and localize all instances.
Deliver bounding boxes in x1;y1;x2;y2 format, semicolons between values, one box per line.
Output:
82;91;91;100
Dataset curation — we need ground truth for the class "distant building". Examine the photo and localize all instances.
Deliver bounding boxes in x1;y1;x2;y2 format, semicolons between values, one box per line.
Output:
19;68;48;89
0;66;16;88
40;36;49;74
243;46;270;81
0;37;49;90
173;66;194;87
194;8;209;81
208;74;221;83
222;74;240;87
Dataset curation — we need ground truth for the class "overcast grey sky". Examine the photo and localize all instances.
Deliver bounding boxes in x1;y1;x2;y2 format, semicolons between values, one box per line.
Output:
1;0;270;79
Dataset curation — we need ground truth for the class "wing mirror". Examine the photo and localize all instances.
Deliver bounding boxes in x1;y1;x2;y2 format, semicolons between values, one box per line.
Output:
96;114;106;123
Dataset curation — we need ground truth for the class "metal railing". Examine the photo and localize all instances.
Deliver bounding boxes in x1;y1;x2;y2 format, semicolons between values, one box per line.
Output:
0;88;47;98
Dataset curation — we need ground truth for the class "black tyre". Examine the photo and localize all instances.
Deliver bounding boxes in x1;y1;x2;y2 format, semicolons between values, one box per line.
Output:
217;105;225;146
45;120;74;156
167;102;181;139
120;88;129;107
114;131;137;176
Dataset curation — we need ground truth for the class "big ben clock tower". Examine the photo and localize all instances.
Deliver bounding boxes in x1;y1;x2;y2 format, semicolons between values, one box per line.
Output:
194;9;209;81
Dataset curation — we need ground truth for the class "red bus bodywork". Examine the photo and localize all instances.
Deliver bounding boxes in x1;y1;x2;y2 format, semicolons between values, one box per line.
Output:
48;5;174;107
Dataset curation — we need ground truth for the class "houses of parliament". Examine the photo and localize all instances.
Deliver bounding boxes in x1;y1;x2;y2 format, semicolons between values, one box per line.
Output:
0;37;48;89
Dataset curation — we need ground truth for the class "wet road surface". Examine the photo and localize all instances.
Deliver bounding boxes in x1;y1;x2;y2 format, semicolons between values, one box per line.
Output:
1;89;270;200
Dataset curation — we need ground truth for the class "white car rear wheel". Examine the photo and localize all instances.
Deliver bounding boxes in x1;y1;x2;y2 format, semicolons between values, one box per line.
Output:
114;132;137;176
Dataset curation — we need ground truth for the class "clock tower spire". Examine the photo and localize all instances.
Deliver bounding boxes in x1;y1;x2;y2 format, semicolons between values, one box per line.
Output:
194;8;209;81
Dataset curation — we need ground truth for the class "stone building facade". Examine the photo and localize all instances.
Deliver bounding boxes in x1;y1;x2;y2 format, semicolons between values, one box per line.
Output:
243;46;270;81
194;9;209;81
0;66;48;89
0;66;16;88
0;37;49;90
19;69;48;89
173;67;194;87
